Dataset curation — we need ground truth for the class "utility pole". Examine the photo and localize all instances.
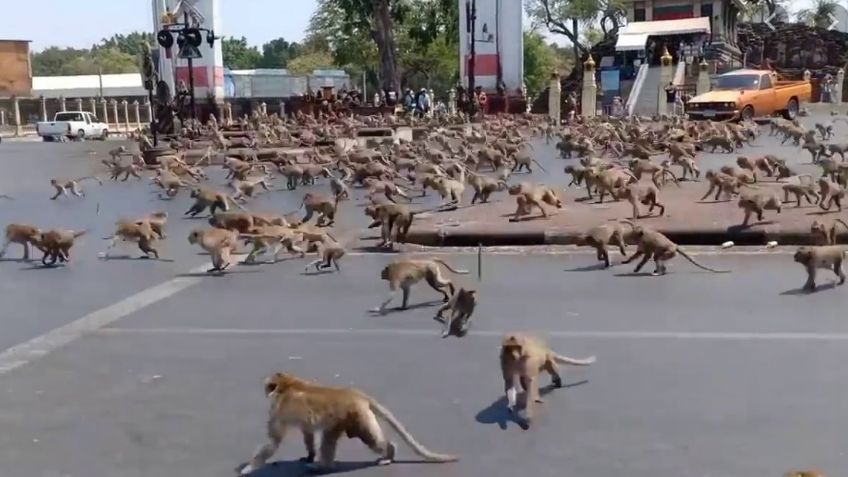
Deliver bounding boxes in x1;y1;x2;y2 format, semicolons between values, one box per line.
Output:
466;0;476;94
185;10;197;120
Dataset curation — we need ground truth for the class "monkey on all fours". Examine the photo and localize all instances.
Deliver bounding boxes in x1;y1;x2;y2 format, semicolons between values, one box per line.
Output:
303;239;345;273
434;287;478;338
49;176;101;200
187;228;239;273
623;222;730;275
811;219;848;245
500;334;595;426
36;229;86;265
185;188;244;217
794;246;848;291
576;223;631;268
373;258;470;314
236;372;458;475
0;223;41;261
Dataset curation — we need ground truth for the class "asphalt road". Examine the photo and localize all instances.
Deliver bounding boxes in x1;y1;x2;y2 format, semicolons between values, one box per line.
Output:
0;119;847;477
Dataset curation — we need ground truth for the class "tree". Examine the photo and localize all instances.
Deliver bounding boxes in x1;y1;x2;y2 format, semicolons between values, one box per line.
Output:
221;36;262;69
32;46;138;76
258;38;302;69
525;0;625;59
287;50;337;75
96;32;154;59
523;31;559;98
796;0;838;28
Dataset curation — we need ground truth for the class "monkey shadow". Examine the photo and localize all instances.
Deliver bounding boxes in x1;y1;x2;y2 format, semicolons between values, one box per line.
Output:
19;263;68;271
300;269;337;276
352;245;396;253
780;282;839;296
563;262;609;272
98;255;176;263
368;300;444;316
726;221;776;233
0;257;30;263
695;199;733;204
174;269;264;278
235;459;380;476
613;271;660;278
475;380;589;431
505;214;549;223
182;215;212;220
805;210;841;216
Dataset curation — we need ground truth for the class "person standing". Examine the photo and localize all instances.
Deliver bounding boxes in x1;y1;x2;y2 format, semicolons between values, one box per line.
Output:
664;82;678;115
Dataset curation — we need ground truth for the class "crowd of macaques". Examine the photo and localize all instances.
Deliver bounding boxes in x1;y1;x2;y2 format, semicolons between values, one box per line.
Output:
3;109;842;475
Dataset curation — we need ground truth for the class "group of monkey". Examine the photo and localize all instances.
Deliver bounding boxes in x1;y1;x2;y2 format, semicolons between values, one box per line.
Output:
1;109;840;476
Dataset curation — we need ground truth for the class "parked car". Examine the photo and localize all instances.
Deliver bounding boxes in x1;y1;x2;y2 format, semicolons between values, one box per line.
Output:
36;111;109;141
686;69;811;121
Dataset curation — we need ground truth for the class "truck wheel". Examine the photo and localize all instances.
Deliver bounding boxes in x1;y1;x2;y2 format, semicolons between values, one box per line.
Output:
77;130;86;141
741;105;754;121
783;98;799;120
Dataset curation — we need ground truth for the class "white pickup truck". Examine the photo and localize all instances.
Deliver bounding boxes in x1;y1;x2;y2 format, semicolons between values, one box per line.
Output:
36;111;109;141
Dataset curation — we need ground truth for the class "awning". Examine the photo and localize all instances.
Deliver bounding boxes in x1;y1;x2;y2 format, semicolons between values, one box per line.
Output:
618;16;711;36
616;33;649;52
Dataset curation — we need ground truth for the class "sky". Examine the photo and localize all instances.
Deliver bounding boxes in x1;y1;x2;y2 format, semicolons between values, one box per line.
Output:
2;0;820;52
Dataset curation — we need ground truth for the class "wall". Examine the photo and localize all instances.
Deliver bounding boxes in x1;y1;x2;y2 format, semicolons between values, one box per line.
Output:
0;40;32;97
458;0;524;92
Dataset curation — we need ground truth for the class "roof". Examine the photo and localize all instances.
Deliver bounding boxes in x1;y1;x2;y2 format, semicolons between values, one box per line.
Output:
721;69;770;76
618;17;711;36
32;73;146;98
615;33;650;51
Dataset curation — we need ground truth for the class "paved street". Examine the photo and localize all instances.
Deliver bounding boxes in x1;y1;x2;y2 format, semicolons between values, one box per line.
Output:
1;125;848;477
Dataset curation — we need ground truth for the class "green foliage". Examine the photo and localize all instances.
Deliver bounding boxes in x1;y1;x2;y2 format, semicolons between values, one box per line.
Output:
95;32;154;59
221;36;262;70
524;32;556;98
525;0;626;55
287;50;337;75
31;46;138;76
796;0;839;28
258;38;302;69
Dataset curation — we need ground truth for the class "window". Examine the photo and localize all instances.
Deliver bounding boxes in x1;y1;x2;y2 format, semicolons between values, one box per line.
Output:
759;74;772;90
55;112;83;122
634;8;646;21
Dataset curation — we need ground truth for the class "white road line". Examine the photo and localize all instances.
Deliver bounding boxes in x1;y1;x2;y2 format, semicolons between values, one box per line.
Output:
97;328;848;341
0;263;213;375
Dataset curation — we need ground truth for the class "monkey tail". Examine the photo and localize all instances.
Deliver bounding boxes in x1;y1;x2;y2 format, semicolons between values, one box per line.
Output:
676;248;731;273
531;158;548;173
553;353;596;365
663;169;681;187
431;258;470;275
834;219;848;236
73;230;87;239
367;397;459;462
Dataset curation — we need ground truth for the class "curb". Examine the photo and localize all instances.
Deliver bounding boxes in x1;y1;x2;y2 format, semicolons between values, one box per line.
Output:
406;227;822;247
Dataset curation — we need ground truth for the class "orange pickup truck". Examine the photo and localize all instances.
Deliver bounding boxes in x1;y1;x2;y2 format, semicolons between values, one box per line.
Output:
686;69;811;121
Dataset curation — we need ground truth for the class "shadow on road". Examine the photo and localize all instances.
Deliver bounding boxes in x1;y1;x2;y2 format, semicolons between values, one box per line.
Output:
368;299;445;316
780;282;839;295
475;380;588;430
236;459;376;476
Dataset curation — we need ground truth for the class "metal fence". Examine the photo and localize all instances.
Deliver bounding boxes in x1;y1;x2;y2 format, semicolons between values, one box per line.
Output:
0;96;154;133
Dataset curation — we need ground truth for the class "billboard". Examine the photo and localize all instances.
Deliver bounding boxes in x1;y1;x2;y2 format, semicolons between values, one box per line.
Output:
458;0;524;93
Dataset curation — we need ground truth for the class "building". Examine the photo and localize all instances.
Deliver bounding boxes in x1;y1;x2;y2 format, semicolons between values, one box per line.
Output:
0;39;33;97
224;69;350;99
458;0;524;93
32;73;147;99
620;0;741;61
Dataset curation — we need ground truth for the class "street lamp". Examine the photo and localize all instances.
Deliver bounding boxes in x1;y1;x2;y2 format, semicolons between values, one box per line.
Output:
156;10;217;120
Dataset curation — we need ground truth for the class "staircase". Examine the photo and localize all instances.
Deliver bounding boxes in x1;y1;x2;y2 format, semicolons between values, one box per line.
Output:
631;66;663;116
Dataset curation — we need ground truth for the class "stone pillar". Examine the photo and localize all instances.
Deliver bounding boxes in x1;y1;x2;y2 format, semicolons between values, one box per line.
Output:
76;98;83;112
145;100;153;124
89;98;97;116
803;69;811;82
696;58;710;96
12;96;22;137
101;99;109;125
260;102;267;116
0;109;5;126
549;72;562;123
59;96;67;112
581;56;597;118
225;102;233;123
132;100;141;128
279;100;286;117
658;47;674;116
111;99;119;131
836;69;845;104
448;89;456;115
40;96;48;121
122;100;130;132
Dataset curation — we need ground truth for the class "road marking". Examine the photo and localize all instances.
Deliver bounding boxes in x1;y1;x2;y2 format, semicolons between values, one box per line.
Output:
0;262;217;375
98;327;848;341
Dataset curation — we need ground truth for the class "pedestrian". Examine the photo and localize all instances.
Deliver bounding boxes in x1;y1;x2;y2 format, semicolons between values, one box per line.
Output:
822;74;833;103
664;82;677;115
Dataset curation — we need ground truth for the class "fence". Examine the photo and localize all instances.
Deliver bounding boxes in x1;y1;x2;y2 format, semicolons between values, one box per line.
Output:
0;96;154;135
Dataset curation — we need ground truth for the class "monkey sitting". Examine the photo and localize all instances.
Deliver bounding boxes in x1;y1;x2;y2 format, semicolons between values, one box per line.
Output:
794;246;848;291
373;258;469;314
236;372;458;475
435;287;478;338
499;334;595;426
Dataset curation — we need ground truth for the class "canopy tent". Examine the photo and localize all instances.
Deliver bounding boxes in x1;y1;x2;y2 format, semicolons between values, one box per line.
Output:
615;33;650;52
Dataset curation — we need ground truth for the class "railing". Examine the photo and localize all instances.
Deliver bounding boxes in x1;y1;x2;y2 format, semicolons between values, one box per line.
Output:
625;63;649;117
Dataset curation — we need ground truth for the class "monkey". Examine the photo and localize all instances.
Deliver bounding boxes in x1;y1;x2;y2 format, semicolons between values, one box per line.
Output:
783;472;825;477
240;225;305;264
141;211;168;239
49;176;101;200
277;163;304;190
818;178;846;211
108;162;143;181
100;219;160;259
363;178;412;204
811;219;848;245
617;183;665;219
36;229;86;265
0;223;41;261
782;176;819;207
434;287;478;338
736;156;774;181
329;176;351;201
185;188;244;217
622;222;731;275
738;189;782;226
700;170;743;201
230;177;271;202
236;372;458;476
720;165;756;184
629;159;678;188
106;145;128;165
794;246;848;291
586;168;636;203
576;222;631;268
152;172;194;198
300;164;333;185
508;183;562;221
672;155;700;181
467;172;507;204
432;176;466;207
499;334;595;426
364;203;430;247
303;239;345;272
373;258;469;314
510;151;546;173
209;212;257;234
699;135;735;153
563;165;589;187
298;192;339;227
187;228;239;273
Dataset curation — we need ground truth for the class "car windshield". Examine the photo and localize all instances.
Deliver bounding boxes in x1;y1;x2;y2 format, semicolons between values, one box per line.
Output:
714;74;760;90
55;112;84;122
